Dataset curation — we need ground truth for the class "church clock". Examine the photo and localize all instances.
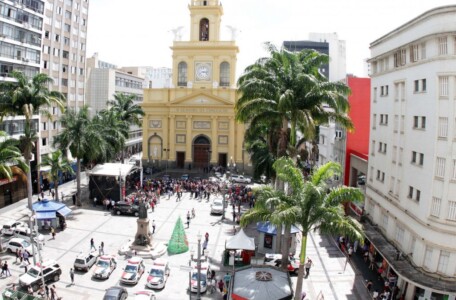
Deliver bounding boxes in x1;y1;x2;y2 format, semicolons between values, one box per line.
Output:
195;62;212;81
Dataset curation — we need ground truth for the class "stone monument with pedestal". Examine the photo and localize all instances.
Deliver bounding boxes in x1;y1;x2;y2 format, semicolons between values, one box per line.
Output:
120;200;166;258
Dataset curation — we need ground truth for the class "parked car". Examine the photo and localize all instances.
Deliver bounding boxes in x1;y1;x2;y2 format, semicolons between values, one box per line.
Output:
13;227;38;243
103;286;128;300
210;199;224;215
264;253;300;274
4;237;34;254
112;201;140;217
19;260;62;291
120;257;145;285
92;255;117;279
74;251;98;272
146;259;170;289
2;221;27;236
230;174;251;184
181;174;189;180
190;262;211;293
134;291;156;300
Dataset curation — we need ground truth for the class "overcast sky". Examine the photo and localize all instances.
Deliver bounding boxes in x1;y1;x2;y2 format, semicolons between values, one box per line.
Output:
86;0;456;79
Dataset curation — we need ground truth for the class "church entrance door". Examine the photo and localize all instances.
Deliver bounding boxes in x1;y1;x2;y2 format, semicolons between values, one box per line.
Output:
193;135;210;169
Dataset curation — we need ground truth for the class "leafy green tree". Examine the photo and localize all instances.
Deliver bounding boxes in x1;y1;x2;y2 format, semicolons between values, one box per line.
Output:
53;106;105;206
0;131;28;180
106;92;144;162
242;157;364;300
40;150;74;201
0;71;65;210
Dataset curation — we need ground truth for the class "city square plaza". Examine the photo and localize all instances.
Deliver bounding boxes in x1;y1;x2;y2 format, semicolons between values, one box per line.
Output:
0;172;370;299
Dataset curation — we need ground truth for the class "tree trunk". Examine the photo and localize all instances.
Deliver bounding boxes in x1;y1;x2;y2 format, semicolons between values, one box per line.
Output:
25;157;33;210
294;233;308;300
76;158;82;206
275;224;282;254
281;224;291;272
54;180;59;201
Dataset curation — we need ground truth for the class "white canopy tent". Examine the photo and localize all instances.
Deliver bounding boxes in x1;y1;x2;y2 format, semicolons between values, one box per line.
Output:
226;228;256;251
88;163;137;180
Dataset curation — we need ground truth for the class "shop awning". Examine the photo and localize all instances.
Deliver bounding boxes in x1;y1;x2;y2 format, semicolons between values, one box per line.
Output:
256;222;300;235
35;211;56;220
88;163;136;178
226;229;256;251
57;206;72;217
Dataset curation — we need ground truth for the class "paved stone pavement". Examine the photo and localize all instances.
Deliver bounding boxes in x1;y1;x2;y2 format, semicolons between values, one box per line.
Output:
0;173;371;299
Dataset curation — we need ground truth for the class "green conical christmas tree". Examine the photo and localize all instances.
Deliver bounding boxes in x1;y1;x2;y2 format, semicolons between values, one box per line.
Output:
167;216;189;254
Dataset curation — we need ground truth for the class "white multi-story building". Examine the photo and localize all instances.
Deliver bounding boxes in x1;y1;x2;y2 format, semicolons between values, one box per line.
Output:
40;0;89;156
85;53;144;155
309;32;346;82
366;6;456;300
120;66;172;89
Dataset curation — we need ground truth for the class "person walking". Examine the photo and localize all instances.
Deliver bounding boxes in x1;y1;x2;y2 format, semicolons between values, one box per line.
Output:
152;220;156;234
218;279;224;293
205;232;209;242
3;262;11;277
305;258;313;278
15;249;20;263
191;208;196;218
100;241;105;255
23;250;30;264
50;284;57;300
70;268;74;285
90;238;96;251
51;227;56;239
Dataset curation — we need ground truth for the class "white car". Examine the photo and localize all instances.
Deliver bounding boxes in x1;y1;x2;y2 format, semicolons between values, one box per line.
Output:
146;259;170;289
19;260;62;291
74;251;99;272
264;253;300;274
190;262;211;293
4;237;34;254
134;291;156;300
92;255;117;279
210;199;224;215
231;175;251;184
2;221;27;235
120;257;146;285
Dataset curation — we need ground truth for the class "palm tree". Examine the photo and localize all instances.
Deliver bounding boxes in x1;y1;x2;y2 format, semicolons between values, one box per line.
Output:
0;71;66;210
53;106;105;206
40;150;75;201
253;157;364;300
106;92;144;162
0;131;28;180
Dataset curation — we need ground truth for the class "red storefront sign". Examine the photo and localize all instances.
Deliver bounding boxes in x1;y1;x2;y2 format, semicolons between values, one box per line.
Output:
349;202;364;217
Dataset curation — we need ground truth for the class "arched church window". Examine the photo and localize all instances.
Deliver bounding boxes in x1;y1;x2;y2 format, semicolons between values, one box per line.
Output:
220;62;230;86
200;18;209;41
178;62;187;86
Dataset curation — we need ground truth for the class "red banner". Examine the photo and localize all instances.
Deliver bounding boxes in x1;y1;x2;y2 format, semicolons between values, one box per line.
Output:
0;176;18;186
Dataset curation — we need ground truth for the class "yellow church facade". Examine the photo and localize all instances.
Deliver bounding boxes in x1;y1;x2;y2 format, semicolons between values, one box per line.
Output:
141;0;247;173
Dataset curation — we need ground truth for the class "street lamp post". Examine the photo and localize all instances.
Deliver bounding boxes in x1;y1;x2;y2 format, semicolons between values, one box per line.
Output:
221;186;228;220
36;234;45;290
196;231;202;300
27;212;37;265
189;248;194;300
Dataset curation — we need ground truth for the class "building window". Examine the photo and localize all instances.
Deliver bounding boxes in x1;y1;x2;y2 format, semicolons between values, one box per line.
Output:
371;141;375;156
431;197;441;217
414;80;419;92
437;251;450;274
395;179;401;196
381;212;388;229
452;159;456;180
422;79;426;92
220;62;230;87
61;78;68;86
393;115;398;132
62;51;69;59
399;148;403;165
438;117;448;138
389;176;395;192
438;36;448;55
53;121;57;130
448;201;456;221
64;23;71;32
380;114;388;125
410;44;419;62
373;87;377;102
42;138;47;146
373;114;377;129
423;247;433;270
413;116;426;129
177;62;187;86
421;42;427;59
435;157;445;178
199;18;209;41
395;226;404;244
439;76;449;97
408;186;414;198
416;189;421;202
392;146;397;163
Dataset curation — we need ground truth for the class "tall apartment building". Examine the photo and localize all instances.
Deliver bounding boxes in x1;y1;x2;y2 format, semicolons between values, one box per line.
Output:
366;6;456;300
40;0;89;157
85;53;144;156
0;0;45;203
